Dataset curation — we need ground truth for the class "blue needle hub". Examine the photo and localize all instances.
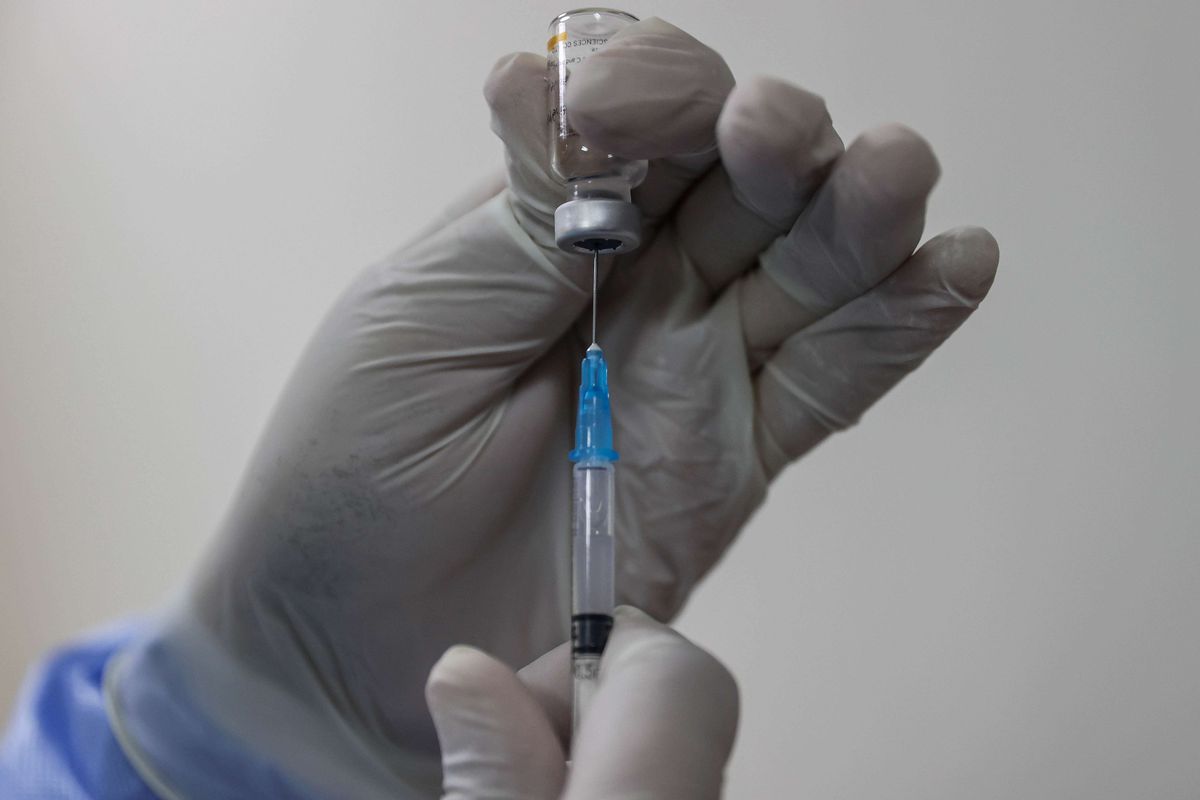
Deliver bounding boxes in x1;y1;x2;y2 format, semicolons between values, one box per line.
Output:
569;344;619;463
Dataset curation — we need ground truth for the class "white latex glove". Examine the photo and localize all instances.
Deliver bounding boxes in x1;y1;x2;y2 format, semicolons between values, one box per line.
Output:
426;606;738;800
105;16;999;798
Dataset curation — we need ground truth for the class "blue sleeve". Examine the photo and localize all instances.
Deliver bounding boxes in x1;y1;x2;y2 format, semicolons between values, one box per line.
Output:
0;621;158;800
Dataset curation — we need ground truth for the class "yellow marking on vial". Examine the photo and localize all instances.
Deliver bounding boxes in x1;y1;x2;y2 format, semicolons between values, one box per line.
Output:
547;31;567;51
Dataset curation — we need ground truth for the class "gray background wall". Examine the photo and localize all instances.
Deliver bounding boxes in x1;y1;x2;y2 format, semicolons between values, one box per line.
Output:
2;1;1197;796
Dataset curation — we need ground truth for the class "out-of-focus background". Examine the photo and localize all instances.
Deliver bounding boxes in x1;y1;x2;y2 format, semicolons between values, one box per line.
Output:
2;1;1197;796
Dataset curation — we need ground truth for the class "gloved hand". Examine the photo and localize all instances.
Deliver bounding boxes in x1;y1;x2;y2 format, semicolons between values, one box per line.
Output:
105;16;999;798
426;606;738;800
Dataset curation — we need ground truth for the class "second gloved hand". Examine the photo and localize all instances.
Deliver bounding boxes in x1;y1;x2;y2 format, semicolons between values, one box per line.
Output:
427;607;739;800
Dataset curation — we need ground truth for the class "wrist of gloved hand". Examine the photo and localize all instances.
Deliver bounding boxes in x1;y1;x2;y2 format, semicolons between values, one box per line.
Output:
103;605;442;799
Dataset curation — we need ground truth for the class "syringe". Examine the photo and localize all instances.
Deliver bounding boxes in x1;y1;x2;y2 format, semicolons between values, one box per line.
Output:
568;251;617;734
547;7;643;735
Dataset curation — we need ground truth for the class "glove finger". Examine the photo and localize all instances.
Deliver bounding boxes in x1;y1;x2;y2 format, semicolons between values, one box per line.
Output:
513;610;740;794
754;226;999;478
737;124;941;369
483;50;566;254
674;75;844;292
516;640;572;750
426;645;566;800
568;18;733;160
564;607;739;800
569;17;734;222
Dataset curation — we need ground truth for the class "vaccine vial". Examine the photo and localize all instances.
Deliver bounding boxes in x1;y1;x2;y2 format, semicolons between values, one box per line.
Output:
547;8;648;254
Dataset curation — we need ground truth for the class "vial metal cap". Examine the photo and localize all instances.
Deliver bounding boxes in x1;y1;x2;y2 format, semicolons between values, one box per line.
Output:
554;198;642;254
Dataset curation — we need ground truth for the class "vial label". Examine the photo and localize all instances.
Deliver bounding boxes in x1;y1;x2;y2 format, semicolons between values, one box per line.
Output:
547;30;615;142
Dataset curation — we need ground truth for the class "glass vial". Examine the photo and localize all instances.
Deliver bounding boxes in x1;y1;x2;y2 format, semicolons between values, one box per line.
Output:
547;8;647;254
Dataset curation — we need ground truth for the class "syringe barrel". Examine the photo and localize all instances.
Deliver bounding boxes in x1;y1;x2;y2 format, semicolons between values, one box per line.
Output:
571;457;614;734
571;459;615;627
